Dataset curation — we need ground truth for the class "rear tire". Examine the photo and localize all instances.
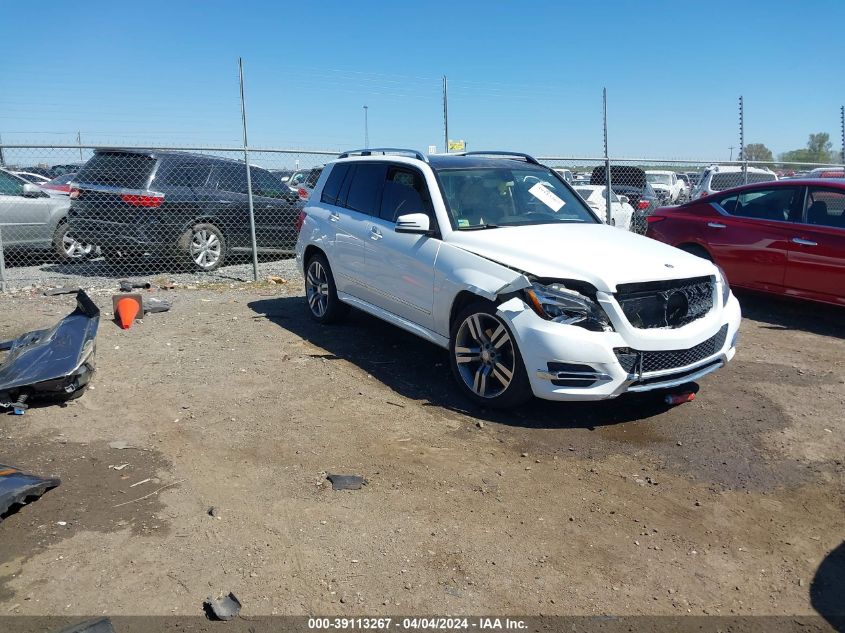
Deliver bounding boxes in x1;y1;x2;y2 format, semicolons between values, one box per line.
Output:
183;223;226;272
53;222;94;263
304;252;348;323
449;300;532;409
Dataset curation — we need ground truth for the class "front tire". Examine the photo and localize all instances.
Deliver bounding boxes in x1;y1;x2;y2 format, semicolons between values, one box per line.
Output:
449;301;532;409
304;252;348;323
53;222;94;263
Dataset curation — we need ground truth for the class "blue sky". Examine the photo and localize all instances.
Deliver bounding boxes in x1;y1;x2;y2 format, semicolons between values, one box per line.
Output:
1;0;844;161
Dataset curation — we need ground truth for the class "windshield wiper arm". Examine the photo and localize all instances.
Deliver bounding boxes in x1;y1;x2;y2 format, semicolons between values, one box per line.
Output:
457;223;500;230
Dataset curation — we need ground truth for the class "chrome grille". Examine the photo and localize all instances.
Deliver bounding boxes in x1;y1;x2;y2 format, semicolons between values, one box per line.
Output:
615;325;728;375
615;276;714;329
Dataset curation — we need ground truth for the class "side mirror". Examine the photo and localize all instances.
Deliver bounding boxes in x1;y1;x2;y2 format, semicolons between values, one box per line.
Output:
395;213;431;235
22;183;44;198
618;195;629;205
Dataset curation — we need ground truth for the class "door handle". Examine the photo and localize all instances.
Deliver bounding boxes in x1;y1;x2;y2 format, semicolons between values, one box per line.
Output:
370;226;383;240
329;212;340;222
218;200;233;204
791;237;817;247
707;222;727;229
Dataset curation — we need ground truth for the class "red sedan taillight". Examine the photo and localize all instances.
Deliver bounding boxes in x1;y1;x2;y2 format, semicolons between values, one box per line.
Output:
297;187;309;201
121;193;164;208
637;199;650;210
295;210;307;233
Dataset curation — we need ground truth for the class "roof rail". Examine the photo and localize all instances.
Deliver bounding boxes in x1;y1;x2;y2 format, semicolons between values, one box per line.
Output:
453;151;541;165
338;148;428;162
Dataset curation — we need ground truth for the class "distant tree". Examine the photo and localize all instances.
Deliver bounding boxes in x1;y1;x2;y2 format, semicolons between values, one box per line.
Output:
743;143;773;162
779;132;834;164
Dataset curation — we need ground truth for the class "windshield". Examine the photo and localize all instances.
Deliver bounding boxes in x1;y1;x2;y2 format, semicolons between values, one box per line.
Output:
436;166;597;229
646;173;672;185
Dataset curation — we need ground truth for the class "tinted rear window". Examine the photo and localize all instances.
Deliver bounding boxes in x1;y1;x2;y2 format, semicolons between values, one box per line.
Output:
76;152;156;189
321;164;350;206
154;162;212;188
345;163;388;215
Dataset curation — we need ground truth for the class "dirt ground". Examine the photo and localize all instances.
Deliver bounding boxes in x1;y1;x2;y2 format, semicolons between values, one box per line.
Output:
0;280;843;620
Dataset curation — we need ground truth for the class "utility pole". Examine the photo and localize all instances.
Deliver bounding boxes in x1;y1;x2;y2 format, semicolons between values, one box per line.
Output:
238;57;259;282
442;76;449;153
363;105;369;149
728;146;734;161
76;130;83;161
602;88;612;225
840;105;844;164
738;96;747;183
0;133;5;167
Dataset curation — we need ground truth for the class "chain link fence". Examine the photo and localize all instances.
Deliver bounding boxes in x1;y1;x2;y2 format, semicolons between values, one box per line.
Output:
1;145;843;291
0;145;334;291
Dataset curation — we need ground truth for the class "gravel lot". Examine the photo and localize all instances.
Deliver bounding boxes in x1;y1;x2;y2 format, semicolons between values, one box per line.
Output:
0;277;843;624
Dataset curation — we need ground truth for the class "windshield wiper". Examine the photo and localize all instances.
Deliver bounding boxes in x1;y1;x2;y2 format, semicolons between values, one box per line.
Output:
457;223;500;231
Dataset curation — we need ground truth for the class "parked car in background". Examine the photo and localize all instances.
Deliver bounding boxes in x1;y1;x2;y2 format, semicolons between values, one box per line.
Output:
591;166;659;234
676;173;692;199
287;168;311;192
0;168;94;262
552;168;574;184
646;179;845;307
12;171;51;184
690;165;777;199
69;149;304;271
294;167;324;201
806;167;845;179
49;163;85;177
270;169;295;184
645;170;683;204
296;148;739;408
573;184;634;230
39;172;77;196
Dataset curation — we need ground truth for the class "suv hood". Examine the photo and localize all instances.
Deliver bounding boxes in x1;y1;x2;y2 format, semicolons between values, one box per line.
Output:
447;224;715;293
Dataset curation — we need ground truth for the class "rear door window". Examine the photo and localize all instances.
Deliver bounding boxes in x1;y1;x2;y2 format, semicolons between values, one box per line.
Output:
804;187;845;229
250;167;290;199
321;164;351;206
345;163;388;215
215;164;249;195
154;162;212;188
710;172;776;191
76;152;156;189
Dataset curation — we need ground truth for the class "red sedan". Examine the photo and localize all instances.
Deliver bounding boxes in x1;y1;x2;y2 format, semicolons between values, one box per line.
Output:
646;179;845;307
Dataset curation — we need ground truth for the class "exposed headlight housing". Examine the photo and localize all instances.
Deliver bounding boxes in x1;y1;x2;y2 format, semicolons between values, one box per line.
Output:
716;266;730;306
524;282;613;332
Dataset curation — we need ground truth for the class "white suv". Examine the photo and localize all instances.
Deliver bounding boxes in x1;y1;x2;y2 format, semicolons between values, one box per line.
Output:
295;149;741;408
691;164;777;199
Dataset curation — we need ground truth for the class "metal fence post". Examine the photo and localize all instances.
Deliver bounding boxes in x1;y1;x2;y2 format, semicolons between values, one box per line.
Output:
0;226;7;293
238;57;260;282
603;88;612;225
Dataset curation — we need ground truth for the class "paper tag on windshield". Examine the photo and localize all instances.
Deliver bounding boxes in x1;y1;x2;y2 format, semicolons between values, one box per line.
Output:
528;183;565;212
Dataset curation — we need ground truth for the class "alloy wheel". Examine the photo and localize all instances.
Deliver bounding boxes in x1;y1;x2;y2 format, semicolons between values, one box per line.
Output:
189;229;221;269
62;232;94;259
454;312;516;399
306;259;330;318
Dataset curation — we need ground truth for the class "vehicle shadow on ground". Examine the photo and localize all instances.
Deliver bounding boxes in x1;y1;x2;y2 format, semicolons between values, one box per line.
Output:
248;297;681;429
735;290;844;339
811;541;845;632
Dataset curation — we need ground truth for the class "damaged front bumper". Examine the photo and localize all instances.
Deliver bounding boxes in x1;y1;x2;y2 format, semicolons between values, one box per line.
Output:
497;292;741;401
0;290;100;410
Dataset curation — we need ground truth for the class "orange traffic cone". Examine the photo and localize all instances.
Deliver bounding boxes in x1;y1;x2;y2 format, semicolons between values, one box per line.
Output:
113;294;142;329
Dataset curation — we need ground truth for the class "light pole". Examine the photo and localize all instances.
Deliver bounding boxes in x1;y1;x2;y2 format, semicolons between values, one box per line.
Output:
363;105;369;149
729;146;734;161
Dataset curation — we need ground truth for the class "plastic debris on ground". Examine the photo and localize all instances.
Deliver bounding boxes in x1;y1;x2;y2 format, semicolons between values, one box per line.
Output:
326;473;368;490
0;464;60;521
0;290;100;412
204;592;242;620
